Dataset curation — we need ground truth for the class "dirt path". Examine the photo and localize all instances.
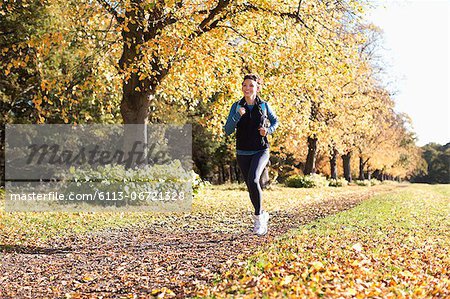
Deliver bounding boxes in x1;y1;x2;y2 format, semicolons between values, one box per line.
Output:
0;187;400;298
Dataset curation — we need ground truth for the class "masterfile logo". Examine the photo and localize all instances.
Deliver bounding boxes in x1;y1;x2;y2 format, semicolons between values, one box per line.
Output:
5;124;193;212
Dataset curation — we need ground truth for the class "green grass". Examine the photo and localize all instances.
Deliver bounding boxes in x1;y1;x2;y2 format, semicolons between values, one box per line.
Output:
0;183;392;246
199;184;450;298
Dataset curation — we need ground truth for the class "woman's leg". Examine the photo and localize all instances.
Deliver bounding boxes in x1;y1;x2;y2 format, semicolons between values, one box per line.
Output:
237;154;261;215
236;155;253;204
236;153;252;190
247;150;270;215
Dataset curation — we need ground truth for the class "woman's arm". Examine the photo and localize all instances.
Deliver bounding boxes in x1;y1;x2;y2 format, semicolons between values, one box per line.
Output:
223;102;242;135
266;102;279;135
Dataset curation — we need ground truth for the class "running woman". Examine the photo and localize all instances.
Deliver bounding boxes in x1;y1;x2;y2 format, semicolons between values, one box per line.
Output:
224;74;279;236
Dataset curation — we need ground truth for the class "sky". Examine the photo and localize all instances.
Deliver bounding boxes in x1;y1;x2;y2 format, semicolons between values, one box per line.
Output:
364;0;449;146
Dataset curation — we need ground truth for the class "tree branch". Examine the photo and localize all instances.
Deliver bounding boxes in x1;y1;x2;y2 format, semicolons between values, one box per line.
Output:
296;0;302;16
242;3;310;30
143;0;183;41
216;25;265;45
97;0;124;24
191;0;231;38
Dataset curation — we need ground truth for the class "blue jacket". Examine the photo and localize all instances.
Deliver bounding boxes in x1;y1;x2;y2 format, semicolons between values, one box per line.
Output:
224;97;279;152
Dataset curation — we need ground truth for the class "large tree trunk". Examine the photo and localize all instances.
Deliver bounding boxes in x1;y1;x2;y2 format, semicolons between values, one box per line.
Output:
342;151;352;182
120;2;153;125
330;147;338;180
120;92;151;168
358;155;365;180
304;136;318;175
121;87;149;168
121;92;151;124
118;5;152;167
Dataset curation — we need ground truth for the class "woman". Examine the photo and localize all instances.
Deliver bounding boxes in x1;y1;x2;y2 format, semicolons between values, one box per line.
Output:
224;74;279;236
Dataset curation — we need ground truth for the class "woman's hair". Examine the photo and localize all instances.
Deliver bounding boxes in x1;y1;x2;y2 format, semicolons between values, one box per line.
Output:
243;73;263;85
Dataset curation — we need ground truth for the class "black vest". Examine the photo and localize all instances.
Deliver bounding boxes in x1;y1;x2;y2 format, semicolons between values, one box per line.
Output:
236;97;269;151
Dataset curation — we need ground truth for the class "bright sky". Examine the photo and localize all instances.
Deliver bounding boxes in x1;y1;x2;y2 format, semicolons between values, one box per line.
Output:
365;0;449;146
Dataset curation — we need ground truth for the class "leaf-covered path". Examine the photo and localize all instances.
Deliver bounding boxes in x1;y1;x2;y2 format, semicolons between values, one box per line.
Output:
0;185;400;298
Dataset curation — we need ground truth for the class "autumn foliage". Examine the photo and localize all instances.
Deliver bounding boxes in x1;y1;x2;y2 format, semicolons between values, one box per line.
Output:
1;0;425;181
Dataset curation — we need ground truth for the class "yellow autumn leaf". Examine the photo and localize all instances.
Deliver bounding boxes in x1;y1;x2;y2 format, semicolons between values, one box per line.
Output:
280;275;294;286
138;73;147;81
352;243;363;252
82;275;94;282
351;260;360;267
311;261;324;272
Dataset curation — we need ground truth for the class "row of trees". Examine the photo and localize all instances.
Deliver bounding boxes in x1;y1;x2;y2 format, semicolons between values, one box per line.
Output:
412;143;450;184
1;0;426;184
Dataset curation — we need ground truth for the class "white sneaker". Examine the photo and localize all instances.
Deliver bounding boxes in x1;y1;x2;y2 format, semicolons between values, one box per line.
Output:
253;211;270;236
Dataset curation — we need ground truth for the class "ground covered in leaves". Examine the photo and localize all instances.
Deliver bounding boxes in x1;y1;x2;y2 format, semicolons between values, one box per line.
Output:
199;184;449;298
1;183;446;298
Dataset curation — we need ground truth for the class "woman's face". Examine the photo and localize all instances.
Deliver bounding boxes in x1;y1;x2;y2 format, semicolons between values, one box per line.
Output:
242;79;259;98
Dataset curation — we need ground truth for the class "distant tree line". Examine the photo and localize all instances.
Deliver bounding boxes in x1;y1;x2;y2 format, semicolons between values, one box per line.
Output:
411;143;450;184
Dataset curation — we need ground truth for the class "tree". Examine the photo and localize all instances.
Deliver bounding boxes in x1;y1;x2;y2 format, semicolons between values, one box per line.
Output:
1;0;46;124
412;143;449;184
1;0;123;125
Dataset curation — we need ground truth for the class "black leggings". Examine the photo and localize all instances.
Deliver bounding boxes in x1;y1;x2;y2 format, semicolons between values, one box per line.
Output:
237;150;270;215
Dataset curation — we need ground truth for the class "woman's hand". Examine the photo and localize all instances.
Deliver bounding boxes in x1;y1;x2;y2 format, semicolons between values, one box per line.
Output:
259;127;268;136
238;107;246;116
